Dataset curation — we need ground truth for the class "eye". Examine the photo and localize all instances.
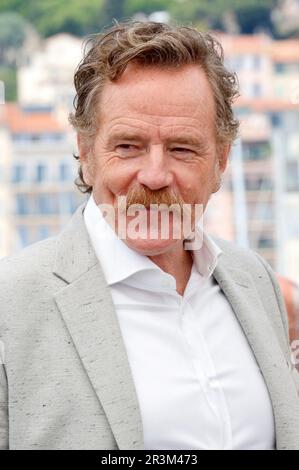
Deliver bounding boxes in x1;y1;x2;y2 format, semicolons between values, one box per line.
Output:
118;144;134;149
115;144;140;158
170;147;195;158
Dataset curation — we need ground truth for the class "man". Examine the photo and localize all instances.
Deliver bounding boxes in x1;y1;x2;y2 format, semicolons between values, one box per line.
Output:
0;21;299;450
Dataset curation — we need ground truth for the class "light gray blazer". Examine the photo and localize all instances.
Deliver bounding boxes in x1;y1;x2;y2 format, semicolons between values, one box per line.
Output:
0;202;298;450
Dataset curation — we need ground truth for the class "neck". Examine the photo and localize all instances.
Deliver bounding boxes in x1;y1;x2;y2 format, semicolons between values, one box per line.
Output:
148;241;193;296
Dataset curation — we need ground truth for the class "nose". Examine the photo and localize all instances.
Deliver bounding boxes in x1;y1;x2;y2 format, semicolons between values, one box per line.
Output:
137;144;173;190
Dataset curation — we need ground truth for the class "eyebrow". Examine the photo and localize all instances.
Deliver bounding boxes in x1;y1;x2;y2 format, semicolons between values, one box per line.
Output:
164;136;207;148
107;132;207;148
107;132;147;145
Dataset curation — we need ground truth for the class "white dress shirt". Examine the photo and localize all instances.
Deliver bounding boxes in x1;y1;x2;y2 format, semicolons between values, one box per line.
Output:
84;194;275;450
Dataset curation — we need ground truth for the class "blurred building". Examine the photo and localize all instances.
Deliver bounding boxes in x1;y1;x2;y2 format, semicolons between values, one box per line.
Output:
18;33;83;118
206;33;299;284
0;33;86;258
0;103;85;257
217;33;299;101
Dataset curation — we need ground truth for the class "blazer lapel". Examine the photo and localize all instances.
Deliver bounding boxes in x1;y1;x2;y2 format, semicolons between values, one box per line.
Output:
213;259;299;450
53;204;144;450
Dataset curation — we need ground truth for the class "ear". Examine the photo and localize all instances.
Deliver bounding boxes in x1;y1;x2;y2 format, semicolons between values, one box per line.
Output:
212;144;231;194
77;133;89;162
76;133;94;186
218;144;231;173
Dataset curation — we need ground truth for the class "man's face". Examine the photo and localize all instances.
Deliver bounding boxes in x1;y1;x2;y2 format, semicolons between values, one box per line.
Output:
78;63;229;256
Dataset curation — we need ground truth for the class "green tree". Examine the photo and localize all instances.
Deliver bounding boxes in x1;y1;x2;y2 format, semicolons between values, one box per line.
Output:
105;0;125;20
168;0;277;33
0;0;106;37
0;0;280;37
124;0;170;16
0;12;31;101
235;3;275;34
0;12;29;66
0;66;17;101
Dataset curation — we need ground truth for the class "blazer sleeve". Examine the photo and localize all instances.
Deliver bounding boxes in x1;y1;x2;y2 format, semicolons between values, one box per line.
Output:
0;360;8;450
255;253;299;394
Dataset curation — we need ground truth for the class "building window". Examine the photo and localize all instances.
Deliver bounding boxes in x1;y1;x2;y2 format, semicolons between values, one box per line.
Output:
245;177;273;191
59;192;80;214
12;133;31;143
15;194;29;215
37;194;57;214
258;235;274;249
59;163;72;181
31;134;42;142
287;161;299;191
42;133;64;142
253;83;262;98
253;55;261;70
275;63;286;74
271;113;281;128
36;164;47;182
243;141;271;161
11;165;25;183
37;225;49;240
17;226;29;247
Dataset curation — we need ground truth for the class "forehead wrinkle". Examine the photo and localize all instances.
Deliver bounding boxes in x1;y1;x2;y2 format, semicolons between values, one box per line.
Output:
100;97;211;122
105;120;157;142
104;118;211;146
104;114;207;131
120;85;215;117
99;64;216;124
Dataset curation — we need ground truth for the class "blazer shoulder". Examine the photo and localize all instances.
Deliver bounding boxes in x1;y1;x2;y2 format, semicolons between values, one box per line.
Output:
0;236;57;279
213;237;283;293
213;236;292;357
212;236;284;306
212;236;264;271
0;235;61;307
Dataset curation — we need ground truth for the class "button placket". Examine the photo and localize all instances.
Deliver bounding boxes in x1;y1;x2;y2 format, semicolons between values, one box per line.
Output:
179;298;233;449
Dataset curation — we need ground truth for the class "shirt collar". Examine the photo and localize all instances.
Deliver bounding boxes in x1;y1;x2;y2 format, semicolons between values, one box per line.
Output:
84;193;222;286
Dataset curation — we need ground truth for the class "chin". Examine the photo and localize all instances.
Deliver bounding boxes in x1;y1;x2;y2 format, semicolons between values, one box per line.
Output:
123;236;180;256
